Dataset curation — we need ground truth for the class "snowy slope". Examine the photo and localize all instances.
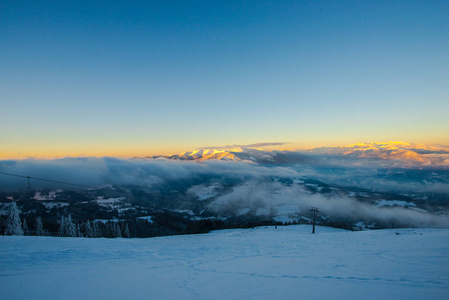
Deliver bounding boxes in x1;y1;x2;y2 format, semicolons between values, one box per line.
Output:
0;226;448;300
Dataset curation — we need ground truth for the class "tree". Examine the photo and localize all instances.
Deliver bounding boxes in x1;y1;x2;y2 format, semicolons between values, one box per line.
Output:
59;215;77;237
122;222;130;238
76;224;81;237
58;216;66;237
5;201;23;236
93;221;101;237
65;215;77;237
35;216;45;236
22;218;29;235
115;223;122;238
105;221;122;238
84;220;94;238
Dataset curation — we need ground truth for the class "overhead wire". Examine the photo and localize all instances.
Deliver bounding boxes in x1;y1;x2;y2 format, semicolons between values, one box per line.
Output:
0;171;93;188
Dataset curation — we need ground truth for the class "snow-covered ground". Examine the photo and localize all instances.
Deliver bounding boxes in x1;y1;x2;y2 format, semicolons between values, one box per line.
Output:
1;225;448;299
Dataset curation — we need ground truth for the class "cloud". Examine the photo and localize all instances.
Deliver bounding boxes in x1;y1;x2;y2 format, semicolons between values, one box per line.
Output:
208;182;449;228
0;157;299;190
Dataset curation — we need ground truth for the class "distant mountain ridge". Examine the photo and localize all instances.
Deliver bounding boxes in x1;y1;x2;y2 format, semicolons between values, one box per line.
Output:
147;147;310;165
145;142;449;167
307;142;449;167
151;149;241;161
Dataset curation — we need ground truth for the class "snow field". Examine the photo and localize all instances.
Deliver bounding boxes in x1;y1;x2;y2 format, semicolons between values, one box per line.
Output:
0;225;448;299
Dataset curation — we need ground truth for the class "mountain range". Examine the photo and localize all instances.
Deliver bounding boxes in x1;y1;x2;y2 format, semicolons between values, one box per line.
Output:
146;142;449;167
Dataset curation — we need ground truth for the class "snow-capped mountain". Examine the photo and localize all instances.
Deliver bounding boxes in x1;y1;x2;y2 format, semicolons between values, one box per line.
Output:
147;142;449;167
150;149;241;161
306;141;449;167
148;148;310;165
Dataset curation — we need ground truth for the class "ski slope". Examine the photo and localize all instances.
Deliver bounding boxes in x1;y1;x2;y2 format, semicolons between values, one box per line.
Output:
1;225;448;299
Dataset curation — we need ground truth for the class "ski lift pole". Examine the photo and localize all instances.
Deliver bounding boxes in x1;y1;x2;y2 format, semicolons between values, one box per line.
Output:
310;207;319;234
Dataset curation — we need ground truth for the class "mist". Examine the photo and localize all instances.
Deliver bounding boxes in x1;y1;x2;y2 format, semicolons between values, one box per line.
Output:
0;157;298;190
208;182;449;228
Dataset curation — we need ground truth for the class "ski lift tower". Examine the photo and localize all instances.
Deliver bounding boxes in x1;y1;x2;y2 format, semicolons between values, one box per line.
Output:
310;207;319;234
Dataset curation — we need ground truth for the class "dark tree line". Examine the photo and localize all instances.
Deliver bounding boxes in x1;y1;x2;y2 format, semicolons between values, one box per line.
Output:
2;200;378;238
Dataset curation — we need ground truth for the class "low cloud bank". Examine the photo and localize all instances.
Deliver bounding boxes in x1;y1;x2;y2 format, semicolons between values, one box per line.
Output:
208;182;449;228
0;157;298;189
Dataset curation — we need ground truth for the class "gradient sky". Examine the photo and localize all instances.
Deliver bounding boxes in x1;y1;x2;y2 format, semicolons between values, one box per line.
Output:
1;0;448;158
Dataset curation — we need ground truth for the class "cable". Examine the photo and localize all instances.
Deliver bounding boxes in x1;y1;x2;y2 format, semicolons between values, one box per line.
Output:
0;171;92;188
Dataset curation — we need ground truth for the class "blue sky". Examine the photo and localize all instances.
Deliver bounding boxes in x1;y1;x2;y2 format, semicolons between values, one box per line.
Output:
1;0;448;158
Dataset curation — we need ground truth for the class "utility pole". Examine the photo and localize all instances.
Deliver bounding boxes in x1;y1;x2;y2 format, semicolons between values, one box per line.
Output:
310;207;319;234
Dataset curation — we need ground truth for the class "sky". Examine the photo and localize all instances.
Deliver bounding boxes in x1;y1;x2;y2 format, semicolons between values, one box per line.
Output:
1;0;448;159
